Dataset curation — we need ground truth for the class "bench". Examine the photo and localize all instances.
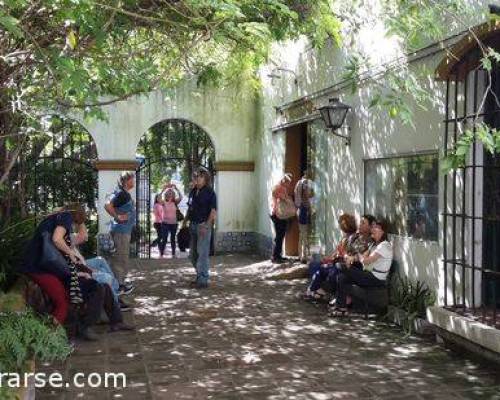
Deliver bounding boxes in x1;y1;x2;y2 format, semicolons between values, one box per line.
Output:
23;277;79;336
346;261;398;319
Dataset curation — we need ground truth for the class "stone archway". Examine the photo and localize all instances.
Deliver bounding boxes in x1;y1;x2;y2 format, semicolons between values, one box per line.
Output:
135;118;217;258
74;81;259;254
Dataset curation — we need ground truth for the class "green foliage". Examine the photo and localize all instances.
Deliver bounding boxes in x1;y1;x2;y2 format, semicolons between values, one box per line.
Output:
138;120;216;191
337;0;474;129
0;310;72;384
0;218;36;292
385;0;470;52
442;123;500;174
0;305;72;399
390;274;436;335
1;0;339;115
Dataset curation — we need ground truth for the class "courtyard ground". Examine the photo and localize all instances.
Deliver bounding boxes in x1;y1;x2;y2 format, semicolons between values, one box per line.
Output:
38;255;500;400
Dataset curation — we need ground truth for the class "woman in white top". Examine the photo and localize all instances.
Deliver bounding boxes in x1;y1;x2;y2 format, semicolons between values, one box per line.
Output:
330;218;393;317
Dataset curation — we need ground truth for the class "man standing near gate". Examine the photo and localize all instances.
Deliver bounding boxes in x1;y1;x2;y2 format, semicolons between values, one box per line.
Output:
187;167;217;289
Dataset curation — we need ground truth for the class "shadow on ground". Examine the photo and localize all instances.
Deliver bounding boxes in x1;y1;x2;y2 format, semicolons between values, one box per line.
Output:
38;255;500;400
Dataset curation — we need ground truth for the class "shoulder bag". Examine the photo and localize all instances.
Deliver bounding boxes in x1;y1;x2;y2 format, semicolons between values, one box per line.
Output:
276;197;297;220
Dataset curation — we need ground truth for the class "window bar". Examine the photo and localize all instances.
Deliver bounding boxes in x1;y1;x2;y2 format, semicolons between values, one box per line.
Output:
443;79;450;307
34;149;38;224
461;72;468;311
135;167;140;257
144;164;147;259
147;160;151;259
471;69;478;311
452;76;459;308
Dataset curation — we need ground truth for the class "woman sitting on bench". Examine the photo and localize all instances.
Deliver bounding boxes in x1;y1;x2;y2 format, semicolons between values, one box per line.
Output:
330;218;393;317
303;213;357;301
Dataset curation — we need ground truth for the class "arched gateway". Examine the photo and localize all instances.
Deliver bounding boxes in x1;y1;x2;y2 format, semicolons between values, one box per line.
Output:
72;82;258;255
135;119;216;258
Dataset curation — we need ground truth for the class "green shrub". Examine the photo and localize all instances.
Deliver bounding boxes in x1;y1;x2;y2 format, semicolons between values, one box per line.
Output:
0;309;73;399
0;217;36;292
389;275;436;335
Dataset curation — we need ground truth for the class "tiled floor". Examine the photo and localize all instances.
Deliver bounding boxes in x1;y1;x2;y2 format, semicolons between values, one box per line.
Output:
38;255;500;399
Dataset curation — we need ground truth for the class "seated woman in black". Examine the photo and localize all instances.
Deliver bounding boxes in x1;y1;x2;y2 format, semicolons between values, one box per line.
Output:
20;204;132;340
330;218;393;317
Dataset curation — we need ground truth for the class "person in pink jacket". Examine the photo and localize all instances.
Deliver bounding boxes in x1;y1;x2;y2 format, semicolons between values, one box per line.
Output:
152;193;167;257
162;183;183;258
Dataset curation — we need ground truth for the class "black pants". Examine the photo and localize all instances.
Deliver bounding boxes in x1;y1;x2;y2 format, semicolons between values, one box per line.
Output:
102;284;122;325
164;223;178;255
271;214;288;259
153;222;167;255
335;268;385;308
78;280;121;333
77;278;104;333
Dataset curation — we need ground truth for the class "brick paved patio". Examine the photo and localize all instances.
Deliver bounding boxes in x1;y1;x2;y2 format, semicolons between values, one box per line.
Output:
38;255;500;400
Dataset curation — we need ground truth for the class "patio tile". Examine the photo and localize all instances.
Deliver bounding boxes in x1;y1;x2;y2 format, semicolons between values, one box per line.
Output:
37;255;500;400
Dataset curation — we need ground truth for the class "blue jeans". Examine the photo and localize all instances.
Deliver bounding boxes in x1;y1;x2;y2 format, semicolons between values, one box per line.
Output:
86;257;120;303
190;223;212;285
308;261;342;292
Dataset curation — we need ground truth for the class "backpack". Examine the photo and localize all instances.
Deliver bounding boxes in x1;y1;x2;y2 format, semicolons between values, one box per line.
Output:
97;233;116;255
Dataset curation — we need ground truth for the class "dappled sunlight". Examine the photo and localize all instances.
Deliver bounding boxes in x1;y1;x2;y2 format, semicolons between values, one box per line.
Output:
37;255;500;399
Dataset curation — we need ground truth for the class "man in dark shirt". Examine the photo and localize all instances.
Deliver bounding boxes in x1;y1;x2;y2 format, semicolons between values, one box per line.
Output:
187;168;217;288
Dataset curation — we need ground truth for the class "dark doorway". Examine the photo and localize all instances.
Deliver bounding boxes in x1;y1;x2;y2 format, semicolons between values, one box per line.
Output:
284;123;308;256
483;64;500;307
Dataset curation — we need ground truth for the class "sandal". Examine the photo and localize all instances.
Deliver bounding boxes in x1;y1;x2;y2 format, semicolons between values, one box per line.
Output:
329;307;349;318
312;291;329;302
302;291;328;303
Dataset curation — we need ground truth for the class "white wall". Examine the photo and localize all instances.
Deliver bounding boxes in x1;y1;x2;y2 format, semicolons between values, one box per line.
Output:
254;3;492;303
75;79;258;234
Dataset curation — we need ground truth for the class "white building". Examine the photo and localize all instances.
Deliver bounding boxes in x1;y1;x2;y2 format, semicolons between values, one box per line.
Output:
69;1;500;356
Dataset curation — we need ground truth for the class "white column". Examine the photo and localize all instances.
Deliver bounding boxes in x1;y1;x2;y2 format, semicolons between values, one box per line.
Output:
215;170;256;233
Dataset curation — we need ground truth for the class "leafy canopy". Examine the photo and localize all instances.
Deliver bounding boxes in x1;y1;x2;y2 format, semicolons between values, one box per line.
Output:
0;0;341;116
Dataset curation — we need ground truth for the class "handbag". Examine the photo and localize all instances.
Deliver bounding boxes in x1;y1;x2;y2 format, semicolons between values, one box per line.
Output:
177;226;190;251
176;205;185;222
39;232;72;282
276;197;297;220
97;232;116;254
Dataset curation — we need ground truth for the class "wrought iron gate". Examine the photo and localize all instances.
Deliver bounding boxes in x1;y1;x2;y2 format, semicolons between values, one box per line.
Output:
134;119;216;258
29;116;98;255
443;53;500;328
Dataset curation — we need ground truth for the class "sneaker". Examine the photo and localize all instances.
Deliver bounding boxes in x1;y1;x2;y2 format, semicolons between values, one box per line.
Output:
118;283;135;296
109;322;135;332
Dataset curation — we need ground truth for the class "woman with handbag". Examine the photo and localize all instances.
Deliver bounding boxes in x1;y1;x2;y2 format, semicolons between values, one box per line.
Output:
270;173;295;264
162;183;183;258
19;205;105;340
19;207;86;325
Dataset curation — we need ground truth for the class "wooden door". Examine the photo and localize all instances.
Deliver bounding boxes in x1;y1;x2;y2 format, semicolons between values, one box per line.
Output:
284;124;307;256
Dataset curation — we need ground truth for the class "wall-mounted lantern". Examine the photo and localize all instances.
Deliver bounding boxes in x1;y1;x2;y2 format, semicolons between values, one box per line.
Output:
318;97;352;145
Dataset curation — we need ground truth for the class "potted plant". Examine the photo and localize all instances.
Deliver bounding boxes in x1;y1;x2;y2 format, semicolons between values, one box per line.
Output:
387;275;436;336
